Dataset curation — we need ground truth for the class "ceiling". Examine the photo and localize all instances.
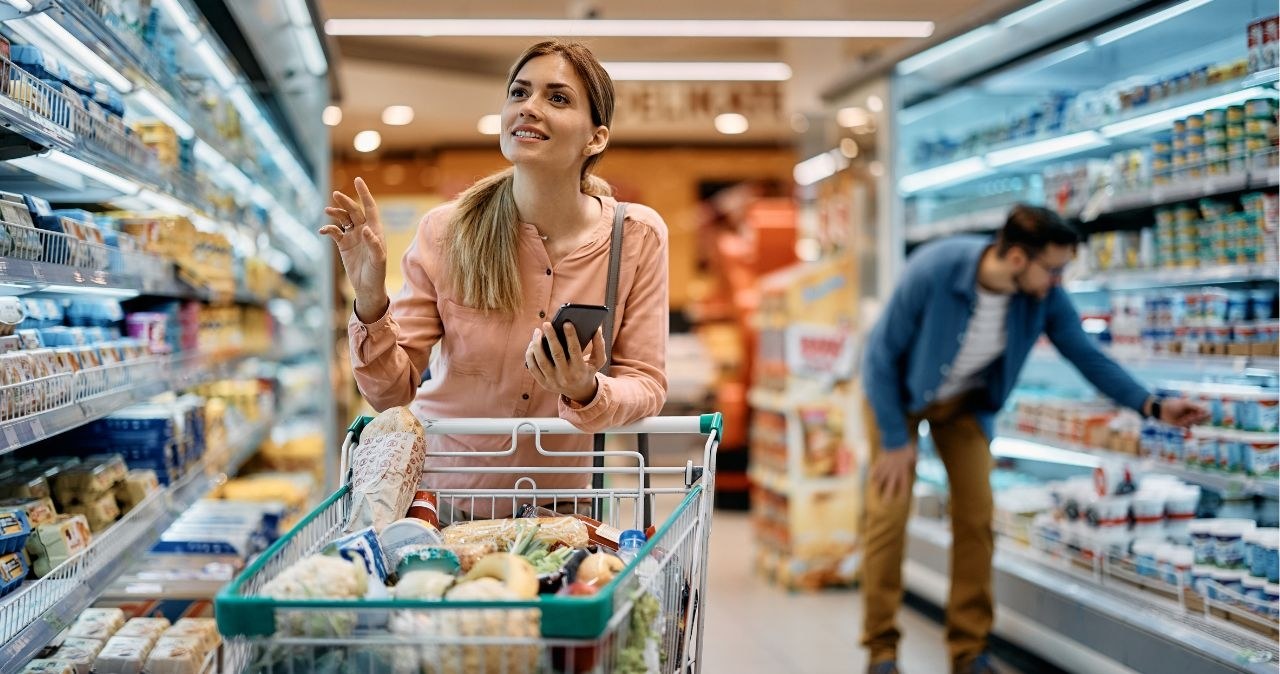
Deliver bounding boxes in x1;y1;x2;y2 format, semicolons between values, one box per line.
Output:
318;0;997;156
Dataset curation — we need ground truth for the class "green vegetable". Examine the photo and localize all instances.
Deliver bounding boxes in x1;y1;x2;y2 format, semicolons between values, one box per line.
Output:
617;592;661;674
523;546;575;575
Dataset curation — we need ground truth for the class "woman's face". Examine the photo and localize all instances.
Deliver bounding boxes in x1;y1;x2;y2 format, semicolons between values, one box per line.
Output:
499;54;608;174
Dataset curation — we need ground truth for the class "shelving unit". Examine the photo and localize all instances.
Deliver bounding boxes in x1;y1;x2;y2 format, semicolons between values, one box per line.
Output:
906;516;1278;674
1027;343;1279;377
0;413;274;672
1066;263;1279;292
993;431;1278;499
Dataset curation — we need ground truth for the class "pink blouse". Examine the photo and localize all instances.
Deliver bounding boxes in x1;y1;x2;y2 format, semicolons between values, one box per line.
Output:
348;196;669;510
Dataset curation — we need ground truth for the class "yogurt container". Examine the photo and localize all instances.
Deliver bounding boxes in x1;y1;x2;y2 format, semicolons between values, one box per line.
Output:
1241;432;1279;476
1170;547;1195;587
1190;519;1217;565
1191;564;1216;595
1250;288;1276;320
1212;568;1246;603
1212;519;1256;569
1266;583;1280;620
1133;539;1161;577
1242;574;1268;612
1264;529;1280;583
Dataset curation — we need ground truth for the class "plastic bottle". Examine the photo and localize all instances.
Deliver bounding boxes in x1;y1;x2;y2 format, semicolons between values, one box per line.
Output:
617;529;646;563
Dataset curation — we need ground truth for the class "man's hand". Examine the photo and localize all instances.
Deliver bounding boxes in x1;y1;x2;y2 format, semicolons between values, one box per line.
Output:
871;443;917;501
1153;397;1210;428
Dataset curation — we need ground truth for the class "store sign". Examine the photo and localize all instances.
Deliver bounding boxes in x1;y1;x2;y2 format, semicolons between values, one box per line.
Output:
614;82;785;125
785;324;858;382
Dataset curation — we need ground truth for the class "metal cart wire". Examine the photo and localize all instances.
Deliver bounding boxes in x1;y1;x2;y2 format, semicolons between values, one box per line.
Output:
216;413;721;674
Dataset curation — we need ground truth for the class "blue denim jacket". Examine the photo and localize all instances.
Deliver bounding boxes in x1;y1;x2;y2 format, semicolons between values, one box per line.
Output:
861;235;1150;450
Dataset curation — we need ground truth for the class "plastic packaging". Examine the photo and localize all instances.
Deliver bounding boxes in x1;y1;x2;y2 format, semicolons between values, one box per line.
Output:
616;529;646;564
441;517;589;551
1189;519;1216;565
0;507;31;554
1133;539;1161;577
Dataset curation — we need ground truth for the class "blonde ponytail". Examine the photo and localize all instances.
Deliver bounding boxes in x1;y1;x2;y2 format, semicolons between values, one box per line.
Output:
445;167;521;313
581;173;613;197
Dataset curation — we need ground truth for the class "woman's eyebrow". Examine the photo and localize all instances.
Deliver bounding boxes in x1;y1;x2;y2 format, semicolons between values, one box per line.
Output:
512;78;576;93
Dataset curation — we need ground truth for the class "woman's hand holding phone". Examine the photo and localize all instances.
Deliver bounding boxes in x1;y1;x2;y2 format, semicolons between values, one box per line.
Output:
525;321;606;404
320;177;390;323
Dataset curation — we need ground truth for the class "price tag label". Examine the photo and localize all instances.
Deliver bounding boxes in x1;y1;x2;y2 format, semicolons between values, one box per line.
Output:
2;425;17;448
29;418;45;440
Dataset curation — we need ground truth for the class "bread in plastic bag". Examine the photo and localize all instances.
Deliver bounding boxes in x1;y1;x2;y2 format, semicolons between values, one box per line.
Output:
441;517;588;551
345;407;426;533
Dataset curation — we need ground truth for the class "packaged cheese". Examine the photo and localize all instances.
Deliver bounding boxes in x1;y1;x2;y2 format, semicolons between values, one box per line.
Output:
163;618;220;654
0;551;27;597
0;506;31;554
30;515;91;577
68;608;124;640
48;638;95;674
19;660;75;674
66;492;120;532
0;495;60;531
145;635;205;674
344;407;426;533
115;617;171;643
114;470;159;513
95;636;153;674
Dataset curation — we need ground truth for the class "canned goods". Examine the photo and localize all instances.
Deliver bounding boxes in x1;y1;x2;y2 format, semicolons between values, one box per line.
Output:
1186;131;1205;147
1227;124;1245;140
1227;105;1246;123
1205;127;1227;145
1204;109;1227;127
1205;143;1228;160
1187;114;1205;131
1245;98;1277;120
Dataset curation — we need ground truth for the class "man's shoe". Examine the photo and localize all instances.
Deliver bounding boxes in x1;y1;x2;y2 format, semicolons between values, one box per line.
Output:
953;652;999;674
868;661;900;674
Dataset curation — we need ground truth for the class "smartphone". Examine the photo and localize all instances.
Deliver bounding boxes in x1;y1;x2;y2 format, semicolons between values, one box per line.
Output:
542;303;609;359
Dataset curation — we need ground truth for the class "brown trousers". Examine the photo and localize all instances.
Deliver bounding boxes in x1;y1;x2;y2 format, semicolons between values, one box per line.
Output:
861;394;994;666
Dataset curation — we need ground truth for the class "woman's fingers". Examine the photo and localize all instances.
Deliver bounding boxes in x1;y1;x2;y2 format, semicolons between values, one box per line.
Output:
361;226;386;260
332;191;366;225
354;177;380;226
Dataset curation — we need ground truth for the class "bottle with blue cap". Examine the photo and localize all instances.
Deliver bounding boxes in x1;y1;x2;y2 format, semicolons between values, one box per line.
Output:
617;529;647;563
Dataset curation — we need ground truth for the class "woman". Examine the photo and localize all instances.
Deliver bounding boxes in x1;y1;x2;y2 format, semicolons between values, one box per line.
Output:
321;41;669;514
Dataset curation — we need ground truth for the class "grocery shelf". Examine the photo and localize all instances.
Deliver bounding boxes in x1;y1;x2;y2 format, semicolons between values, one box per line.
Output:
906;516;1278;674
1066;263;1280;292
748;465;855;495
899;71;1280;195
1028;343;1279;378
994;430;1278;499
0;415;271;672
1093;164;1279;219
904;206;1007;244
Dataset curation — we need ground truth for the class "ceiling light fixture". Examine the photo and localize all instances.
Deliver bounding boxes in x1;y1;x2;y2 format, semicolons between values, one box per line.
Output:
353;130;382;153
837;107;870;128
602;62;792;81
322;105;342;126
866;95;884;113
325;18;934;39
477;114;501;135
16;14;133;92
382;105;415;126
714;113;749;135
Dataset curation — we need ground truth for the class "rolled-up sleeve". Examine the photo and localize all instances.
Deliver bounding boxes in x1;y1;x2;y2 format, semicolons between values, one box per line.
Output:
560;212;669;432
348;211;444;411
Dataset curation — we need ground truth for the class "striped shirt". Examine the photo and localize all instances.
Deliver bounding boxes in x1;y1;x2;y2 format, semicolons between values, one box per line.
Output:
935;288;1011;401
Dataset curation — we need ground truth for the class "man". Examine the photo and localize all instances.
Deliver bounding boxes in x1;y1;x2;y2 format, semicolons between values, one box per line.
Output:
860;205;1207;674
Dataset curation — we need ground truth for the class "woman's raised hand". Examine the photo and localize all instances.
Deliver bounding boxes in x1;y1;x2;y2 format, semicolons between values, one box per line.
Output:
320;177;390;322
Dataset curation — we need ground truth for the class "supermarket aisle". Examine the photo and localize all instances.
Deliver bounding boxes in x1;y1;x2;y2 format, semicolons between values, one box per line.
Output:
701;512;956;674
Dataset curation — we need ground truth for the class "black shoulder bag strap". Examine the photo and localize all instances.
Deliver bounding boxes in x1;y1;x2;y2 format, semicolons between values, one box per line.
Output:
592;202;652;528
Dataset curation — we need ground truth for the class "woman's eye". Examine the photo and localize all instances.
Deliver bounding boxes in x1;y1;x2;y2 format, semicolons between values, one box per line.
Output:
510;88;527;98
551;93;569;104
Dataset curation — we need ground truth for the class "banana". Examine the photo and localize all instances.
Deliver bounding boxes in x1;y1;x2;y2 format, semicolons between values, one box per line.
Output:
461;553;540;599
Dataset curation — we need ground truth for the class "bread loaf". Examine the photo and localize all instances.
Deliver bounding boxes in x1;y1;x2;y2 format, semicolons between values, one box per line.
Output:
344;407;427;533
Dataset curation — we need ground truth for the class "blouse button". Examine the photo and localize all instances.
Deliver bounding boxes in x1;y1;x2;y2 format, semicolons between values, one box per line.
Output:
522;393;530;400
545;268;552;275
538;310;546;319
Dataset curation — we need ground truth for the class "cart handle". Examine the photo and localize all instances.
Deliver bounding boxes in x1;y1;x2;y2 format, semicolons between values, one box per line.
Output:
347;413;722;441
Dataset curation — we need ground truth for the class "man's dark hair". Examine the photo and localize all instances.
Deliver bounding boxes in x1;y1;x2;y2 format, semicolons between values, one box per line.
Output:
995;204;1081;257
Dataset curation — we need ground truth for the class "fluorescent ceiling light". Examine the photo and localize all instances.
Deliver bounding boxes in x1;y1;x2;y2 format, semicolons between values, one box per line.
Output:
40;284;140;299
132;89;194;139
837;106;870;128
46;151;141;194
794;149;848;186
477;114;501;135
898;156;990;194
325;18;934;38
381;105;414;126
323;105;342;126
897;25;998;75
714;113;748;135
22;14;133;92
1094;0;1213;46
985;131;1107;167
294;25;328;76
195;40;236;90
1101;87;1276;137
866;95;883;113
153;0;201;42
353;130;381;153
137;188;193;215
997;0;1073;28
602;61;791;81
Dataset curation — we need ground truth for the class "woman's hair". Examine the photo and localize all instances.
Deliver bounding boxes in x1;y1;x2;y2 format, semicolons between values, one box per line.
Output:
446;40;615;313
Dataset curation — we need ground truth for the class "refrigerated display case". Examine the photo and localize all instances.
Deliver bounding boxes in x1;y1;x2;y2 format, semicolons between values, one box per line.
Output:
825;0;1280;671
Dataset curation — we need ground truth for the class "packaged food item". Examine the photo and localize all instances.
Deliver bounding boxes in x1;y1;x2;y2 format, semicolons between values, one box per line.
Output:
379;518;444;570
518;504;656;550
442;517;589;551
52;461;120;506
323;527;389;583
1213;519;1257;569
0;297;23;337
0;496;57;529
437;542;498;573
114;470;159;513
95;636;153;674
344;407;426;533
395;546;461;577
405;489;440;528
19;661;75;674
67;608;125;640
145;635;204;674
49;637;97;674
30;514;92;577
66;492;120;532
0;506;31;554
163;618;220;655
115;617;171;648
0;550;27;597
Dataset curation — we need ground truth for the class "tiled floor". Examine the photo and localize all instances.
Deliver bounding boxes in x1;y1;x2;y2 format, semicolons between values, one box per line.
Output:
700;511;956;674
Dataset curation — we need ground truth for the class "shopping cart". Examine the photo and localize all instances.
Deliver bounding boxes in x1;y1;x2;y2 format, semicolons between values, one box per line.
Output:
215;413;721;674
